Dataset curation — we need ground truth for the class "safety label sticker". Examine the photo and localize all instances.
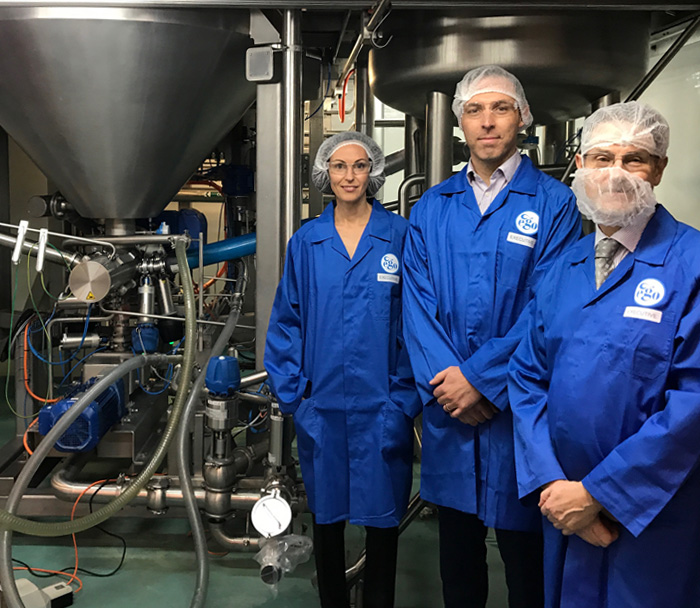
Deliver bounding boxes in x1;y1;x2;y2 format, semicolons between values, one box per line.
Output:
623;306;662;323
86;291;95;300
507;232;536;248
377;273;400;284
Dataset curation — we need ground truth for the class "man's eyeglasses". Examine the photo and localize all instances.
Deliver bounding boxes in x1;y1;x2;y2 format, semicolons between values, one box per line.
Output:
462;101;518;118
582;151;659;170
328;160;372;175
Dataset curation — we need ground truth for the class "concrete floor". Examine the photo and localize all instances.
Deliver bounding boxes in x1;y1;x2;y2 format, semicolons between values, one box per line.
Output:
0;398;509;608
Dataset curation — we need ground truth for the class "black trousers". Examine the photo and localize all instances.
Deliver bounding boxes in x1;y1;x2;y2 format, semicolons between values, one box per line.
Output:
438;506;544;608
313;517;399;608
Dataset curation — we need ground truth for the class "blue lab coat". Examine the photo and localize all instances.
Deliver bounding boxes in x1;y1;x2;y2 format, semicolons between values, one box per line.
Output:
265;199;420;527
508;205;700;607
402;156;581;531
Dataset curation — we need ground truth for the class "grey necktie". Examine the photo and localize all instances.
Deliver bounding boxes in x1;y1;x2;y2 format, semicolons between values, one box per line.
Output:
595;237;623;289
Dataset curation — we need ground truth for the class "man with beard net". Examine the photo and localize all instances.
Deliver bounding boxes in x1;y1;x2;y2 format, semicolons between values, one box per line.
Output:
508;101;700;607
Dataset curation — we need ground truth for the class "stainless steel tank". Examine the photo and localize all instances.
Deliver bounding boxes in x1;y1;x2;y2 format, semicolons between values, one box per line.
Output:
370;11;650;124
0;7;256;219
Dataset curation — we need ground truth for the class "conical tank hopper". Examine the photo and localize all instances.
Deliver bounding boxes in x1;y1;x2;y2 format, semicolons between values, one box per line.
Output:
0;7;256;219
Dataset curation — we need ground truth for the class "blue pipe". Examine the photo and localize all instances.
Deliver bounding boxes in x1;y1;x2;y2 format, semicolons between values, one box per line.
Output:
186;233;256;268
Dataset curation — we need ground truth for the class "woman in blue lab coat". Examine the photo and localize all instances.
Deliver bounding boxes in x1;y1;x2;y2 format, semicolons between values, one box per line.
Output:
265;131;420;608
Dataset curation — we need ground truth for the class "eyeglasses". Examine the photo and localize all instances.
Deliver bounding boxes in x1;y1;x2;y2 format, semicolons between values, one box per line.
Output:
582;151;659;170
328;160;372;175
462;101;518;118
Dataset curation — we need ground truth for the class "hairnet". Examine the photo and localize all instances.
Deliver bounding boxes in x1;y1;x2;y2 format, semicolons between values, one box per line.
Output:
311;131;386;197
452;65;533;128
580;101;670;157
572;166;658;228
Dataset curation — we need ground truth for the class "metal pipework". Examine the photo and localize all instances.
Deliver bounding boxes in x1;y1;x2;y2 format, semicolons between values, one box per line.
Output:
139;277;156;323
355;48;374;137
64;234;185;248
50;469;263;510
0;232;80;267
208;525;261;553
99;304;228;327
282;9;302;251
59;333;102;350
268;402;284;468
156;276;176;316
335;0;392;89
425;91;453;188
240;370;268;389
399;174;425;218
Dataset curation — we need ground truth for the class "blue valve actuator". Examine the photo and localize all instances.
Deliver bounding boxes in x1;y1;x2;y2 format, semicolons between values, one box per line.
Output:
205;355;241;396
132;323;159;353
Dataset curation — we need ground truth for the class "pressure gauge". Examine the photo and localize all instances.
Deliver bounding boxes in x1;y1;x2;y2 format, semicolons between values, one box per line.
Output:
251;489;292;538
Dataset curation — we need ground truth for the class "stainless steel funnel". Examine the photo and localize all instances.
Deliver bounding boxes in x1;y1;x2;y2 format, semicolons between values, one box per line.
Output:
0;7;256;219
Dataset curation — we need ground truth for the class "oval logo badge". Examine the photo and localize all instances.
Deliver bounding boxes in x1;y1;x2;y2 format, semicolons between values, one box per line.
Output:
516;211;539;235
381;253;400;274
634;279;665;307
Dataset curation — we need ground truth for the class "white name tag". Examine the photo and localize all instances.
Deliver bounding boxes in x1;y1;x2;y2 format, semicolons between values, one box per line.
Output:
377;273;400;284
507;232;536;248
623;306;663;323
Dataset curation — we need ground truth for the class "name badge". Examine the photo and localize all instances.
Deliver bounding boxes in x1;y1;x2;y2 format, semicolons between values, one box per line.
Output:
507;232;536;248
623;306;662;323
377;273;400;284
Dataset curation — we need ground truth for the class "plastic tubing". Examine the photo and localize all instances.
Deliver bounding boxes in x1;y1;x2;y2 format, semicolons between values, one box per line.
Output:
185;233;256;268
0;238;197;608
176;260;246;608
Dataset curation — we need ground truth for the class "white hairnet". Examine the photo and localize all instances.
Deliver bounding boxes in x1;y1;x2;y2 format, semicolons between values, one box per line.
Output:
572;166;658;228
311;131;386;197
580;101;670;157
452;65;533;128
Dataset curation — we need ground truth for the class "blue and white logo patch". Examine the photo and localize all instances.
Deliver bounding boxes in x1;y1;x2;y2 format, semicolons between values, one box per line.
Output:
634;279;665;307
515;211;539;235
381;253;399;274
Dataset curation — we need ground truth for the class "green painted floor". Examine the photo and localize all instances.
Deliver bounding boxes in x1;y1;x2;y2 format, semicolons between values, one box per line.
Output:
0;397;509;607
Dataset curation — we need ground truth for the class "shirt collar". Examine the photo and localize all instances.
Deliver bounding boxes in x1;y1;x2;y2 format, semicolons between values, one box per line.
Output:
467;150;522;187
437;154;538;197
572;204;676;265
594;210;653;253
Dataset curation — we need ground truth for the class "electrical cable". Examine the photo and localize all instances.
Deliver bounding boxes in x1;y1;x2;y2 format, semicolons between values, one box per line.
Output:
0;239;196;608
58;347;108;389
306;61;333;121
26;305;92;366
5;267;30;417
22;418;38;456
24;323;60;406
11;564;83;590
339;68;355;123
231;411;267;440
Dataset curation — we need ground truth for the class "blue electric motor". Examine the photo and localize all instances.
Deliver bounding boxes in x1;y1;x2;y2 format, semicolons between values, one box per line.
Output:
38;378;127;452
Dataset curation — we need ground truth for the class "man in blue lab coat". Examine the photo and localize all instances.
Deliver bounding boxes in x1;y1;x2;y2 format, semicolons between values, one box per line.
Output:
509;101;700;607
402;65;581;608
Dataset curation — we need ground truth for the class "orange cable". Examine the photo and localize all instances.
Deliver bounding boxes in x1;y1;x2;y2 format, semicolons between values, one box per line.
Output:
187;179;223;195
66;477;115;593
23;324;60;404
12;566;83;590
22;418;38;456
339;68;355;124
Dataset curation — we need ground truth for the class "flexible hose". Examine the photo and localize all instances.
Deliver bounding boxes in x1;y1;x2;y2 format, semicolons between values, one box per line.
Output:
0;239;197;607
177;261;246;608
